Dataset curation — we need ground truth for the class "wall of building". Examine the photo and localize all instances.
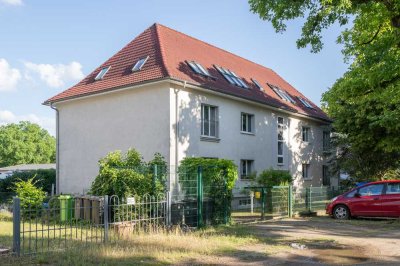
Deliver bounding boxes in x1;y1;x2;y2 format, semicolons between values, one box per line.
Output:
170;85;330;207
55;82;171;194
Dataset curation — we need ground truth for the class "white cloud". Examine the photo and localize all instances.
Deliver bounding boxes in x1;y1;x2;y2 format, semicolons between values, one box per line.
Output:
24;61;84;88
0;0;23;6
0;110;55;136
0;58;22;92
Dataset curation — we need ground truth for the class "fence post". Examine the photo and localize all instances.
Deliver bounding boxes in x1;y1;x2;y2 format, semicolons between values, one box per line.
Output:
13;197;21;256
223;169;228;225
103;195;109;243
261;188;265;220
288;186;293;218
197;166;203;228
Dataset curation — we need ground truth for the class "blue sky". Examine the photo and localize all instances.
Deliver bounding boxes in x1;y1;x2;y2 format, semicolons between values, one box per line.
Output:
0;0;349;135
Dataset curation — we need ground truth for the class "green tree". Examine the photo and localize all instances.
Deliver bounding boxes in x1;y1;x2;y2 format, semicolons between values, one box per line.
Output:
249;0;400;180
0;121;56;167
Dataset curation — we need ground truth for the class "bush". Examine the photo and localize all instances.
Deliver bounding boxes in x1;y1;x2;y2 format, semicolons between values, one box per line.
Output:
179;157;238;224
14;177;46;210
0;169;56;194
257;168;292;187
90;149;167;199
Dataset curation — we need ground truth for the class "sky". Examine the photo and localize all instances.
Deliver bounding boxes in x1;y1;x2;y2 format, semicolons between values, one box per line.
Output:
0;0;349;136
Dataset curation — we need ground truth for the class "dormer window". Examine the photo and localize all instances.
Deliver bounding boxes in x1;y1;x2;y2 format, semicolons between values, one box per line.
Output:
298;97;314;108
268;84;295;104
251;78;263;91
132;56;149;72
214;65;248;89
94;66;111;81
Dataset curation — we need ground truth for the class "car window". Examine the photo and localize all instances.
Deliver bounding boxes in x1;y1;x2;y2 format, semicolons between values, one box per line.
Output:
358;184;384;196
386;183;400;194
346;190;357;198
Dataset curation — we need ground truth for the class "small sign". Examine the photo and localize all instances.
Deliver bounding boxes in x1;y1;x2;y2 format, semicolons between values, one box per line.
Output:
127;197;135;205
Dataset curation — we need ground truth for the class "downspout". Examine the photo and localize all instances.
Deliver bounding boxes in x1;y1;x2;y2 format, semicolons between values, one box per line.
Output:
174;81;186;167
50;103;59;195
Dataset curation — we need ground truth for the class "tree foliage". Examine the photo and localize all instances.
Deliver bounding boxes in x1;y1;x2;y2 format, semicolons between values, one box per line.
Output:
0;121;56;167
257;168;293;187
0;169;56;194
249;0;400;180
90;149;167;199
14;177;46;210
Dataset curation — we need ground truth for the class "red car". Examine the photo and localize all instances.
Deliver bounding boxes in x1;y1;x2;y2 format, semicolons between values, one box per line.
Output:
326;180;400;219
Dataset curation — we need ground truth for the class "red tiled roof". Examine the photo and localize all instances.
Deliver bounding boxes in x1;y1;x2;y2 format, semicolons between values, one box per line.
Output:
45;23;331;122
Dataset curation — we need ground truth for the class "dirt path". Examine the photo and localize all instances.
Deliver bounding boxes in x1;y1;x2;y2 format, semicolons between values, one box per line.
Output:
244;217;400;265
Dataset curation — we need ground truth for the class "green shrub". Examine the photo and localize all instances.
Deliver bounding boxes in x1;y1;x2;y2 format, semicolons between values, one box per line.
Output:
257;168;292;187
178;157;238;224
90;149;167;199
14;177;46;210
0;169;55;194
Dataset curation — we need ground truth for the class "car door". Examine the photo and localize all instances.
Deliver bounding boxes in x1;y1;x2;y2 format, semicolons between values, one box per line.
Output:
348;184;385;216
380;182;400;217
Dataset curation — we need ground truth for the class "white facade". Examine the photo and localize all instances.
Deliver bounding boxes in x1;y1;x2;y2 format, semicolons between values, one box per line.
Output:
55;80;332;201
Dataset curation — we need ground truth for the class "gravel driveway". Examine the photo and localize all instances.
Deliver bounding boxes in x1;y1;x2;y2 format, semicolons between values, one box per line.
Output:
245;216;400;265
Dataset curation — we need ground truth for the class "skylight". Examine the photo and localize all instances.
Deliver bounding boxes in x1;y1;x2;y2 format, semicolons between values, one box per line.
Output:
214;65;248;89
298;97;314;108
268;84;296;104
94;66;111;81
132;56;149;72
187;61;210;76
251;79;263;91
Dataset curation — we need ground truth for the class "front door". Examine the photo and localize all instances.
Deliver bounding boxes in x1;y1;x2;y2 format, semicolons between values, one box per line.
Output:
349;183;385;216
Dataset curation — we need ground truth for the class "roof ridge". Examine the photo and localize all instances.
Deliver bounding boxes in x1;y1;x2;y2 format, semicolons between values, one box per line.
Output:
153;23;171;77
155;23;275;74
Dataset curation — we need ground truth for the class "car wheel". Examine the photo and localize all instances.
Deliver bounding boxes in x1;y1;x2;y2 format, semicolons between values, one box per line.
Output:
333;205;350;220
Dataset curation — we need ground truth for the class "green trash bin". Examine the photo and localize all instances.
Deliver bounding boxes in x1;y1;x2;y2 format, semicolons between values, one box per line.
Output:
60;195;75;222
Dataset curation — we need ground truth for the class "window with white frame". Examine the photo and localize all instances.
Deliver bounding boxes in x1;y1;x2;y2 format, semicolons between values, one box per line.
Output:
214;65;249;89
302;126;310;142
201;104;218;138
240;160;254;179
277;117;284;164
268;84;296;104
241;113;254;133
239;198;251;206
132;56;149;72
302;164;310;179
94;66;111;81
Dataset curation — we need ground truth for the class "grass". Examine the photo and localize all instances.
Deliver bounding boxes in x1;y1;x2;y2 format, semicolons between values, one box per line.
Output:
0;218;290;265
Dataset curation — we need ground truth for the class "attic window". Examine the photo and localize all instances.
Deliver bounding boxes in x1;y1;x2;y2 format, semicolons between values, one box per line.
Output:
187;61;211;77
94;66;111;81
268;84;295;104
298;97;314;108
132;56;149;72
214;65;248;89
251;79;263;91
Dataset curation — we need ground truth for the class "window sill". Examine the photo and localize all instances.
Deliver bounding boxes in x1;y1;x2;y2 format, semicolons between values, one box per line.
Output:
277;163;285;166
200;136;220;143
303;178;312;181
240;131;255;136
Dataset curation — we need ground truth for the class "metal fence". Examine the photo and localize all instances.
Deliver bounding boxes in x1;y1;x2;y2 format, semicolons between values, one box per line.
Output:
11;165;232;256
12;193;168;256
232;186;349;222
